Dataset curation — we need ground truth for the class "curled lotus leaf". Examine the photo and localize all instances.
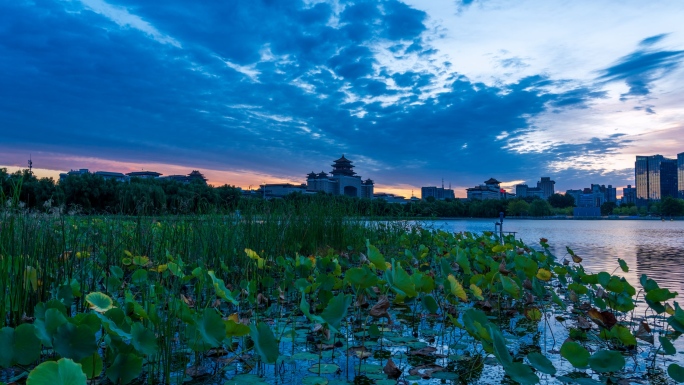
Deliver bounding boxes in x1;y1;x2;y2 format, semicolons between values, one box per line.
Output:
85;292;115;313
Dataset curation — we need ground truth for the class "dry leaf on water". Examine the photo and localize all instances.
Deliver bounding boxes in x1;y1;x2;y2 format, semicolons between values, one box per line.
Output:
370;295;390;319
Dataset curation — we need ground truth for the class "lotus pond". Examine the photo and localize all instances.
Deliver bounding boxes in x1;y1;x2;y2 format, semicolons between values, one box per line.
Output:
1;211;684;385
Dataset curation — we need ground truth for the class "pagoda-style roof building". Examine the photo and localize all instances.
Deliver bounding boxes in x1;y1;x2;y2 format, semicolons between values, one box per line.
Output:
126;171;162;178
484;178;501;186
188;170;207;182
330;155;356;177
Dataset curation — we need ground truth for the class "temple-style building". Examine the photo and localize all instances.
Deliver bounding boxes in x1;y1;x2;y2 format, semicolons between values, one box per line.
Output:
306;155;374;198
466;178;514;200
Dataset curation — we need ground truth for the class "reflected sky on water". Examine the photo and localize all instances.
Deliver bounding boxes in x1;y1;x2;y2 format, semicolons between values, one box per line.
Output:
422;218;684;296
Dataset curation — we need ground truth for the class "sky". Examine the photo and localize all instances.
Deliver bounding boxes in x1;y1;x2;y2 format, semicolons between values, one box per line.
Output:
1;0;684;198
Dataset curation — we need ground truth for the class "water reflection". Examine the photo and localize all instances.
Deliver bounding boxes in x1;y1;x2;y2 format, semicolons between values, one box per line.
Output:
427;219;684;296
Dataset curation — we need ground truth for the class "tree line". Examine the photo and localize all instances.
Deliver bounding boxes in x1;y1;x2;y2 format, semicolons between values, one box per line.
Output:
3;168;683;217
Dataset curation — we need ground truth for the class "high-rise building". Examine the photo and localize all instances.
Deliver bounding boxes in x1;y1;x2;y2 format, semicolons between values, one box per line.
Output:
678;152;684;199
537;177;555;199
421;185;455;200
635;155;678;202
622;185;636;205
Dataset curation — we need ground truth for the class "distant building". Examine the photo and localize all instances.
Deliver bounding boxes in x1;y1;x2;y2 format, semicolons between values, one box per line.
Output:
306;155;374;198
373;193;410;204
515;184;544;199
94;171;129;182
59;169;90;181
622;185;636;205
515;177;555;199
260;183;308;197
537;177;555;199
126;171;162;179
679;152;684;199
164;170;208;184
421;185;455;200
635;155;678;202
467;178;514;200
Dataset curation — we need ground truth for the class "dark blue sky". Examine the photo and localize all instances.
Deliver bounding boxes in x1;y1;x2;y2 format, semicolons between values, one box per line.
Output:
2;0;683;196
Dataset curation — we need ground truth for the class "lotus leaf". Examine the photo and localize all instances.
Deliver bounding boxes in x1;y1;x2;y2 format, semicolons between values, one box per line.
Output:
130;322;158;356
526;352;556;375
78;353;103;379
106;353;143;385
560;341;589;368
669;363;684;383
207;271;239;305
250;321;279;364
588;350;625;373
422;294;439;314
447;274;467;301
500;275;520;298
321;293;352;333
505;362;539;385
53;323;98;362
659;336;676;355
188;308;225;352
85;292;114;313
302;376;328;385
27;358;87;385
366;242;387;271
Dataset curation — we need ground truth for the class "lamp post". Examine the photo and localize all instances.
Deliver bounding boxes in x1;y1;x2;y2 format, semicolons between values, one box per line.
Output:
494;211;504;244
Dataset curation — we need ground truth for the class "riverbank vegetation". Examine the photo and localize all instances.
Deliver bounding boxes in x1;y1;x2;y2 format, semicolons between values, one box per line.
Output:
2;168;683;219
1;200;683;384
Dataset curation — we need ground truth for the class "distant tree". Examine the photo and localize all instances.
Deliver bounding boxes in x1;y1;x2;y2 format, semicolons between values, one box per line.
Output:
661;196;684;217
548;193;575;208
425;196;436;203
507;199;530;217
600;202;617;216
529;199;552;217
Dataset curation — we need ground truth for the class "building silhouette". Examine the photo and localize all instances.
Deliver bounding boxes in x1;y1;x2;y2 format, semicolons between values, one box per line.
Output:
421;182;455;200
467;178;513;200
515;177;555;200
635;155;678;202
306;155;374;198
622;185;636;205
679;152;684;199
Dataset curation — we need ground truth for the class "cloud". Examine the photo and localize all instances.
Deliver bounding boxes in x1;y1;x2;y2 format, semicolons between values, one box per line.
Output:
597;35;684;100
1;0;679;195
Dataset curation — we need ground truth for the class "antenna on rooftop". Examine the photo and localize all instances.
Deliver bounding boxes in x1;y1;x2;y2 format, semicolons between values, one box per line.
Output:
28;154;33;175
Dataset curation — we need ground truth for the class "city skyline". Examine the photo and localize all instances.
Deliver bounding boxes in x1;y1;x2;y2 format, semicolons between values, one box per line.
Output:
2;1;684;198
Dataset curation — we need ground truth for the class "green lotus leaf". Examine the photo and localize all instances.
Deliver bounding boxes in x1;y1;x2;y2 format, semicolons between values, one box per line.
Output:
456;251;472;275
526;352;556;375
71;313;101;334
321;293;352;334
588;350;625;373
207;271;239;305
53;323;98;362
85;292;114;313
130;322;158;356
422;294;439;314
130;269;148;285
110;266;124;279
106;353;142;385
659;336;676;355
500;275;521;298
0;325;41;368
617;258;629;272
504;362;539;385
14;324;41;366
309;363;340;374
385;260;417;298
668;363;684;383
411;272;435;294
188;308;225;352
78;353;103;379
27;358;87;385
34;308;68;346
225;320;250;338
250;321;279;364
645;288;678;302
489;325;512;367
344;267;377;290
366;242;387;271
0;328;14;368
560;341;589;368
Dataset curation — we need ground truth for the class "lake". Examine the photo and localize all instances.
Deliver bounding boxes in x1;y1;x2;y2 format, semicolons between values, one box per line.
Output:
422;218;684;297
